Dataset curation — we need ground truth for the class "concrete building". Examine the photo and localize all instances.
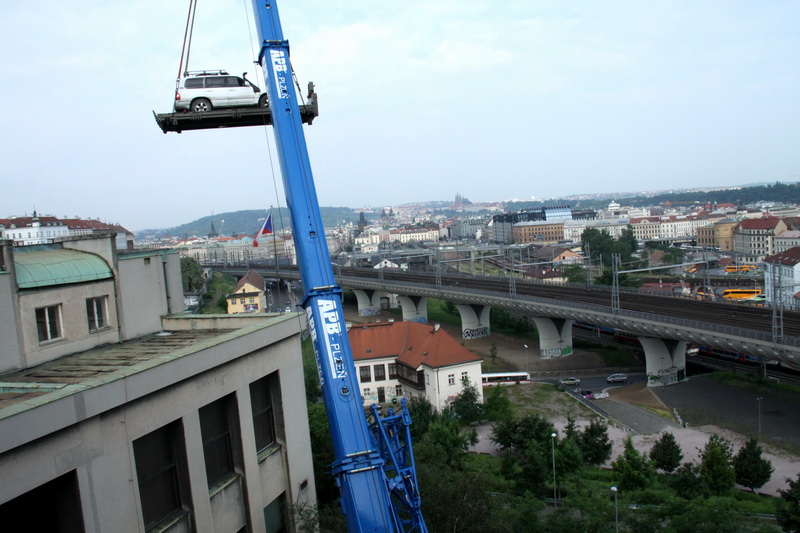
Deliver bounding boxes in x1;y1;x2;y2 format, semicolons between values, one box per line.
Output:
0;234;315;532
512;220;565;244
763;247;800;310
733;217;788;263
348;321;483;411
775;230;800;254
696;219;738;251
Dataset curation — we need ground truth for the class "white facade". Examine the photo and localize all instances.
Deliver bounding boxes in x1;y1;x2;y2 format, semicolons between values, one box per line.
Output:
0;217;70;245
422;363;484;411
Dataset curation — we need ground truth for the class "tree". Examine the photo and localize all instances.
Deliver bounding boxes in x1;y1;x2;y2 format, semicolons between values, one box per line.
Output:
482;385;513;422
611;437;655;491
670;461;708;500
556;437;584;478
699;434;735;495
450;378;483;424
561;263;588;283
733;437;774;492
180;256;205;292
579;418;613;466
776;472;800;532
649;432;683;473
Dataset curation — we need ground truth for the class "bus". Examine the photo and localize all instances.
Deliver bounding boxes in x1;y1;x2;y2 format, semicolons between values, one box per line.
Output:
722;288;761;300
725;265;757;273
481;372;531;387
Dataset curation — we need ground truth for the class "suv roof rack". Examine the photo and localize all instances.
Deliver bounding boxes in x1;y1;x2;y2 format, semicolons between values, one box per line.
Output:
184;69;229;77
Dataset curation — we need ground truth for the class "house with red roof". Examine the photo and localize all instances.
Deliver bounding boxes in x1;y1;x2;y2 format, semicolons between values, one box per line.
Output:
348;321;483;410
226;269;268;314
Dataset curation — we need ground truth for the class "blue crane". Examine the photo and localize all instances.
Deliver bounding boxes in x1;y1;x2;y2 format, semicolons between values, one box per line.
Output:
249;2;427;531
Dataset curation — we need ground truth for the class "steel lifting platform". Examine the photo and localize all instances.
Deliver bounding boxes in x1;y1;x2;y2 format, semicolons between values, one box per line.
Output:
154;83;318;134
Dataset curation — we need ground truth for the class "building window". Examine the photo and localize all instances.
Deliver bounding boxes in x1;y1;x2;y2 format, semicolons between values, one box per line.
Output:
395;385;402;397
240;298;245;304
448;374;455;386
251;373;281;453
249;298;255;304
264;492;287;533
461;371;469;383
35;305;62;342
199;396;236;487
388;363;398;379
86;296;108;332
359;366;372;383
133;423;189;531
373;364;386;381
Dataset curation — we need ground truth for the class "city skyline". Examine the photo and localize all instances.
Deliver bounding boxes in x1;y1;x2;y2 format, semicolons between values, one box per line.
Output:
2;1;798;231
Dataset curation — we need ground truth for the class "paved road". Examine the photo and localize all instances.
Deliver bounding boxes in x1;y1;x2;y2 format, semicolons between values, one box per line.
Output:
653;374;800;452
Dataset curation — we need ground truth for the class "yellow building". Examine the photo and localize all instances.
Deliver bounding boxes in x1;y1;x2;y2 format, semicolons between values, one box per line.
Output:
226;269;268;314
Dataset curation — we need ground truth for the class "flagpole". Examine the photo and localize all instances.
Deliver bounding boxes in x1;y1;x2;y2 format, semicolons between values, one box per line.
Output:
272;207;281;309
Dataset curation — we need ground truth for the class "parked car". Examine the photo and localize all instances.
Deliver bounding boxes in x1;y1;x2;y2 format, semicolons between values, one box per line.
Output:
580;390;594;399
606;373;628;383
174;70;268;112
560;377;581;386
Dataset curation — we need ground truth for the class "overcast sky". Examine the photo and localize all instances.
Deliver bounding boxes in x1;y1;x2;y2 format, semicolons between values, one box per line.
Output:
2;1;798;231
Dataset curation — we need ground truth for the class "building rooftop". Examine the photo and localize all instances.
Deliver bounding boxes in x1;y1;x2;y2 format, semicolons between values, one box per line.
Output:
348;321;482;369
14;247;113;288
0;314;300;453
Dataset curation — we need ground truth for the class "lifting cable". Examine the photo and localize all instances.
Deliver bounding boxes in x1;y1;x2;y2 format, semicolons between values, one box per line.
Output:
177;0;199;87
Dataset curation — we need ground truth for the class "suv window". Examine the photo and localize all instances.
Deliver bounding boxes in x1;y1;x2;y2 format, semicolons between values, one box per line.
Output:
226;76;246;87
206;77;226;88
185;78;204;89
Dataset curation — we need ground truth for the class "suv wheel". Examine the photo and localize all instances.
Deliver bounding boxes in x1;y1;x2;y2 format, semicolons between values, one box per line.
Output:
258;94;269;108
191;98;212;113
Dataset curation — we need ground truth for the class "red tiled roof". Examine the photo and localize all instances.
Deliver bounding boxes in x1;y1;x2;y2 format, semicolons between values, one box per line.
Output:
348;321;482;369
232;269;266;293
763;247;800;267
737;218;783;230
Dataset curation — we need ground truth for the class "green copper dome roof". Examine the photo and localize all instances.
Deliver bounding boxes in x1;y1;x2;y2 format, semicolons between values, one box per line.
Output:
15;249;113;288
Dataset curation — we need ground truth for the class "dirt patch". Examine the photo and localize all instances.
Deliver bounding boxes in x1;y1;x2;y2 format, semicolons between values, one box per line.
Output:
607;381;670;412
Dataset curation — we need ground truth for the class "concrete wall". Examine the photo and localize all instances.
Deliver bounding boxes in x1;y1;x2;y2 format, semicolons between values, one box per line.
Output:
117;253;173;339
17;279;121;368
0;271;22;373
0;324;315;533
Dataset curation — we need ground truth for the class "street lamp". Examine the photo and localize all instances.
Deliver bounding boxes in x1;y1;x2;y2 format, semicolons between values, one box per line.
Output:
550;432;557;506
524;344;529;374
757;397;763;440
611;486;619;533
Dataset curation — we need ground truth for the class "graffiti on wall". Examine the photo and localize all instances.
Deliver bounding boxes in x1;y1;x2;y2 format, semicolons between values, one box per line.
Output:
463;327;489;339
540;348;562;359
359;307;380;317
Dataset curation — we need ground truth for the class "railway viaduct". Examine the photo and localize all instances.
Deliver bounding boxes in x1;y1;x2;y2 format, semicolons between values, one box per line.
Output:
216;266;800;388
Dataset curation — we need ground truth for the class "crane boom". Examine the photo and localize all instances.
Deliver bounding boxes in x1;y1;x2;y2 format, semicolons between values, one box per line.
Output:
249;2;426;531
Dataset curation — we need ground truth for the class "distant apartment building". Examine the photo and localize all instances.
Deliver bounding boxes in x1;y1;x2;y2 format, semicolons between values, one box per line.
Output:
763;247;800;309
0;234;315;532
733;217;788;262
488;206;574;243
348;321;483;411
775;230;800;254
388;226;440;244
0;212;133;250
696;219;738;251
512;220;565;244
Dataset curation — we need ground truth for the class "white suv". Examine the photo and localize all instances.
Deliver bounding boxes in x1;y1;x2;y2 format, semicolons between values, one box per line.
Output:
174;70;268;112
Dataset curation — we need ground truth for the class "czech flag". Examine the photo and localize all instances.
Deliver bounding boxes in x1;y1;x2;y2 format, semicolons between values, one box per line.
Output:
253;214;273;247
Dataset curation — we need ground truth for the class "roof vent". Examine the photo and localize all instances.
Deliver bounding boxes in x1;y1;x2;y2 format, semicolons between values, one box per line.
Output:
434;323;440;332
